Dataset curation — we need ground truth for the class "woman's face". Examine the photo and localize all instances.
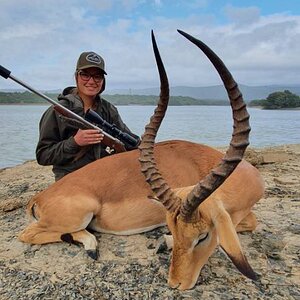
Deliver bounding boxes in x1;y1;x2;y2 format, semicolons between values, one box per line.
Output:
76;67;104;98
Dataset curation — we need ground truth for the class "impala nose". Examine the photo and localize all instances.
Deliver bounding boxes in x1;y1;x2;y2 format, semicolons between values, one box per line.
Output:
168;278;194;290
168;278;180;289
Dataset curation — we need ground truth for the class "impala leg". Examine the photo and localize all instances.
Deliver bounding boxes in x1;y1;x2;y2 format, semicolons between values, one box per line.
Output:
236;211;257;233
19;222;63;244
61;230;98;260
19;222;98;259
155;234;173;254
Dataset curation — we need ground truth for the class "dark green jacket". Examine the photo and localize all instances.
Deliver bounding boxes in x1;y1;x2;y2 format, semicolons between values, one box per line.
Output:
36;87;140;180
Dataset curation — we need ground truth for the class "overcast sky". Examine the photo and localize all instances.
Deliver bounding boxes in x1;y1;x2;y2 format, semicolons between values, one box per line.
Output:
0;0;300;91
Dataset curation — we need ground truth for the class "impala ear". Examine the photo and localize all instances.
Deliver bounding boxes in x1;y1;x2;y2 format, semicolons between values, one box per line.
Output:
213;207;258;280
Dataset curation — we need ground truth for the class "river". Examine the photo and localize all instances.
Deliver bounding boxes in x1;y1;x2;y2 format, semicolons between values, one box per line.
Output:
0;105;299;168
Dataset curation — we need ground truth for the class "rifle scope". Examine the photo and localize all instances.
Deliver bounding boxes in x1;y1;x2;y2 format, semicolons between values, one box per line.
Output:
85;109;140;149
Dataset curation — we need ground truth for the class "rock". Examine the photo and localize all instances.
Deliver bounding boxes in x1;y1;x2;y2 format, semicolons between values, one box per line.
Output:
261;152;290;164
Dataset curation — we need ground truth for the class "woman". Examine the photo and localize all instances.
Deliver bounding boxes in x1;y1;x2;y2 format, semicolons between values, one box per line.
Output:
36;51;140;181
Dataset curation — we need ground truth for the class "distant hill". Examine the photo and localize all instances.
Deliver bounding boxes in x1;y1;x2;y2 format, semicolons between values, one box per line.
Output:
0;91;227;106
0;91;57;104
105;84;300;102
1;84;300;104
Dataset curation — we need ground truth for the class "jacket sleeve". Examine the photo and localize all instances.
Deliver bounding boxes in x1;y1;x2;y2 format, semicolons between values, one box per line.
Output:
36;107;81;166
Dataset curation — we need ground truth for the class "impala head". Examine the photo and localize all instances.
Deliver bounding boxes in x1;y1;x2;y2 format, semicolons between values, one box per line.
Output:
165;195;257;290
139;30;257;290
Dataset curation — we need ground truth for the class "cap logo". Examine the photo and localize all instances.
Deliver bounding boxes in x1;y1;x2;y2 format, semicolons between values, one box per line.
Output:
86;53;101;65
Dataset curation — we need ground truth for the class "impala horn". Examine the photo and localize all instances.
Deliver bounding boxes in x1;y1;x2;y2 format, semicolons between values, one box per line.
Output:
177;30;251;221
138;31;181;212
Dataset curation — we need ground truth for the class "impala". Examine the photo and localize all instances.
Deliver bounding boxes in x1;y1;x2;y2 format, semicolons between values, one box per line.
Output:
19;30;264;290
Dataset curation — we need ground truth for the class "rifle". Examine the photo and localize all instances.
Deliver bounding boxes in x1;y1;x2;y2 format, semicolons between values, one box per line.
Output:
0;65;139;153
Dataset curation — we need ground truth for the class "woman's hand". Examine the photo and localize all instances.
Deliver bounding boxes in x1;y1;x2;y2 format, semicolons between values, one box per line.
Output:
74;129;104;146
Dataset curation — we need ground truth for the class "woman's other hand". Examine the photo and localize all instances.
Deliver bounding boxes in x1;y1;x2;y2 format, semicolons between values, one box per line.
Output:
74;129;104;146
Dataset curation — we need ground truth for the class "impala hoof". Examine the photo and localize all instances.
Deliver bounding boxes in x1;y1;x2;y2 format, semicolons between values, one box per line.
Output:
155;236;168;254
87;249;98;260
61;233;74;244
61;233;81;246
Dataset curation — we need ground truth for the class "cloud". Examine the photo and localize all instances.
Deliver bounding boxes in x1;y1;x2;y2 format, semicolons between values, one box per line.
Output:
224;5;261;27
0;1;299;91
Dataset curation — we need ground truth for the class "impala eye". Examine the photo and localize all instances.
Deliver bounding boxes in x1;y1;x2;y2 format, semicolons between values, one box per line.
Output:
195;233;209;247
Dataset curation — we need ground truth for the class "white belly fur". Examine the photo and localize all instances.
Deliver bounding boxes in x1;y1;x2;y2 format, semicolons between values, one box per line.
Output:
88;221;166;236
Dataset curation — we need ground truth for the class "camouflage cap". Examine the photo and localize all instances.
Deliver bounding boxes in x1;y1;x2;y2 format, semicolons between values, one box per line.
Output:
76;51;107;74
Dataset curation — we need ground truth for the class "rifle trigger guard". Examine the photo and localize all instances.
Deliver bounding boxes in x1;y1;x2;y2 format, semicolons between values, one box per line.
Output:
105;146;115;154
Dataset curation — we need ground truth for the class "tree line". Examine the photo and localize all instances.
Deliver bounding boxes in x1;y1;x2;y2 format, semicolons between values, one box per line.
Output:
3;89;299;108
0;91;228;106
249;90;300;109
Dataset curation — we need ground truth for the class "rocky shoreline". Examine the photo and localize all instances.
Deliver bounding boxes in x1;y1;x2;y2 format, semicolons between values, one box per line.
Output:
0;145;299;299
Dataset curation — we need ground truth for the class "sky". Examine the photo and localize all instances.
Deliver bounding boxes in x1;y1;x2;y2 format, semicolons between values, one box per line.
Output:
0;0;300;92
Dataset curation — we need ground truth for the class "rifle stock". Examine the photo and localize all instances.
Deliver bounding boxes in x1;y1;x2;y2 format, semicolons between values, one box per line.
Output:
0;65;127;153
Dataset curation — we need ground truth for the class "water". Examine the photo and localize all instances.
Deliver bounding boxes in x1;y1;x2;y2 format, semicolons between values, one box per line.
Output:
0;105;299;168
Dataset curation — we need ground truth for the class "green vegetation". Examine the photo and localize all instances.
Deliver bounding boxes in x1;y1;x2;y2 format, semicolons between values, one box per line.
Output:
102;94;227;106
0;91;228;106
249;90;300;109
0;91;57;104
